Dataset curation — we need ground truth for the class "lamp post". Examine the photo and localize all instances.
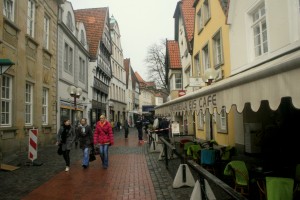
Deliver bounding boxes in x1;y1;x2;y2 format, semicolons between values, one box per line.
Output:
203;68;218;141
67;86;82;123
0;59;15;75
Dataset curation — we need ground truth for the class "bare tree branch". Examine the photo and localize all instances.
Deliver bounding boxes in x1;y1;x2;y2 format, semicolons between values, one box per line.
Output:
144;40;169;95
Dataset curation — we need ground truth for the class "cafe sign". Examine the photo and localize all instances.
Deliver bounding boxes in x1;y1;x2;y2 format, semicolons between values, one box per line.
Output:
169;93;217;114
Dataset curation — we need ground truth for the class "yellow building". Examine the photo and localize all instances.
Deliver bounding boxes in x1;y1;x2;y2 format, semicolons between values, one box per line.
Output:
0;0;63;161
192;0;233;146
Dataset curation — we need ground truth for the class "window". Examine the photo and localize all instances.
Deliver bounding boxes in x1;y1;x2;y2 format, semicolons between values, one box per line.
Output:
252;4;268;57
202;44;210;71
79;57;85;83
25;83;33;125
1;75;12;126
217;107;227;133
67;12;74;31
198;111;204;130
42;88;48;125
196;8;203;33
80;30;85;45
203;0;211;24
43;15;50;49
194;53;201;76
212;30;223;67
3;0;14;21
174;73;182;89
64;43;73;74
27;0;35;37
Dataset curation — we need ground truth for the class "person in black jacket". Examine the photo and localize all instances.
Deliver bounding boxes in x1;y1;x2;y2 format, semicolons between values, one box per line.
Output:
76;118;93;169
135;116;143;144
57;119;75;172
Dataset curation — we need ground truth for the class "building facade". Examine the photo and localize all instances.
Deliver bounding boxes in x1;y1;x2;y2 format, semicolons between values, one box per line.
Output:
0;0;64;161
108;16;126;124
57;1;89;127
75;8;112;126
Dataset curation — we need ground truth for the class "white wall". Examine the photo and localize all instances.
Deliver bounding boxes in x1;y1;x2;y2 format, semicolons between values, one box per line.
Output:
228;0;300;75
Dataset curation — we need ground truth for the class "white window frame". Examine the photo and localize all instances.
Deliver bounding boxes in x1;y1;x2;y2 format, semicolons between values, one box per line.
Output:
194;52;201;76
27;0;35;38
202;43;210;71
43;15;50;49
203;0;211;24
64;42;73;74
212;29;224;68
251;3;268;57
1;75;12;126
196;8;203;33
198;111;204;130
174;73;182;90
217;107;227;133
25;83;33;126
79;57;85;83
80;30;85;45
42;88;48;125
67;12;74;31
3;0;14;22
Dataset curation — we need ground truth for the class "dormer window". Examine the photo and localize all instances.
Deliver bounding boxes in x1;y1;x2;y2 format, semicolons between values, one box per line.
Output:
80;30;85;45
67;12;73;31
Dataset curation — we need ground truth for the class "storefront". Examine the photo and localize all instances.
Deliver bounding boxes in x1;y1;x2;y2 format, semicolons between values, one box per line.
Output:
155;50;300;160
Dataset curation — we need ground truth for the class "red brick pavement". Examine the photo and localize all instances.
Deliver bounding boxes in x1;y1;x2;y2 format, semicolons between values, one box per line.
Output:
22;131;156;200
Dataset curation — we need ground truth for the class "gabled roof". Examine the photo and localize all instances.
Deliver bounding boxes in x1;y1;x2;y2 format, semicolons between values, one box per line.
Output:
135;72;155;88
74;7;108;59
166;40;181;69
181;0;195;42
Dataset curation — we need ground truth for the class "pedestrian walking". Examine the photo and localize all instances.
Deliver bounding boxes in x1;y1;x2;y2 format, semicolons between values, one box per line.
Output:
76;118;93;169
124;119;129;139
93;115;114;169
56;118;75;172
136;116;144;144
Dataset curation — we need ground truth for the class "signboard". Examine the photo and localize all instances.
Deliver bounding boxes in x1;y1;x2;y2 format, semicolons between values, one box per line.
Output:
189;77;205;87
171;122;180;136
178;90;186;97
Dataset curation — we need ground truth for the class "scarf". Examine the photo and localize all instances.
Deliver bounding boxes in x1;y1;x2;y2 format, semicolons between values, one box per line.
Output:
99;121;106;127
61;125;70;143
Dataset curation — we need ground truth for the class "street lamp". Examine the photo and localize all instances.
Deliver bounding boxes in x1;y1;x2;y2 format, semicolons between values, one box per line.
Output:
203;68;218;141
0;59;15;75
204;68;218;86
67;86;82;122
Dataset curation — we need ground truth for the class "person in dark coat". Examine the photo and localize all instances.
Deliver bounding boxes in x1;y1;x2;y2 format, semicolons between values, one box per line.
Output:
135;116;144;144
124;119;129;139
57;118;75;172
76;118;93;168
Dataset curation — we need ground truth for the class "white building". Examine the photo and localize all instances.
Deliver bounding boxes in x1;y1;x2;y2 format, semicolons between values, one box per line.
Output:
108;16;127;124
57;2;89;126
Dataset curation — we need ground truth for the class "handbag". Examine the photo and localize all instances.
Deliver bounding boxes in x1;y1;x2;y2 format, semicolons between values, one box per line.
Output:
57;144;63;155
89;147;96;162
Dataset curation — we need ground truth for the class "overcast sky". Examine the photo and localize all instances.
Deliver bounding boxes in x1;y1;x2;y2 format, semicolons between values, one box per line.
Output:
68;0;178;80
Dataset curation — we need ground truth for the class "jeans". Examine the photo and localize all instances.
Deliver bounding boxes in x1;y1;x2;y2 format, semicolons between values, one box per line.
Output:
82;147;89;166
99;144;109;168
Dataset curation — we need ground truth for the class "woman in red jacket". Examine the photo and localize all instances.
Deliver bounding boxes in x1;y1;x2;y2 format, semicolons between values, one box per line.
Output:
93;115;114;169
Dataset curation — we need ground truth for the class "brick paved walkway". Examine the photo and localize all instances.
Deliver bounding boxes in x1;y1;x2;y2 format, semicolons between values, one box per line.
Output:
0;128;192;200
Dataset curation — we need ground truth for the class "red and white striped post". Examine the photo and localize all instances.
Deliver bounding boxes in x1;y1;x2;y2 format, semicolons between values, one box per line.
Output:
28;128;38;162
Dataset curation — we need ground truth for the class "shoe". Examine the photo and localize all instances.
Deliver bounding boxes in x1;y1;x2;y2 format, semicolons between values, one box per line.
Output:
82;165;87;169
65;166;69;172
103;166;108;169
